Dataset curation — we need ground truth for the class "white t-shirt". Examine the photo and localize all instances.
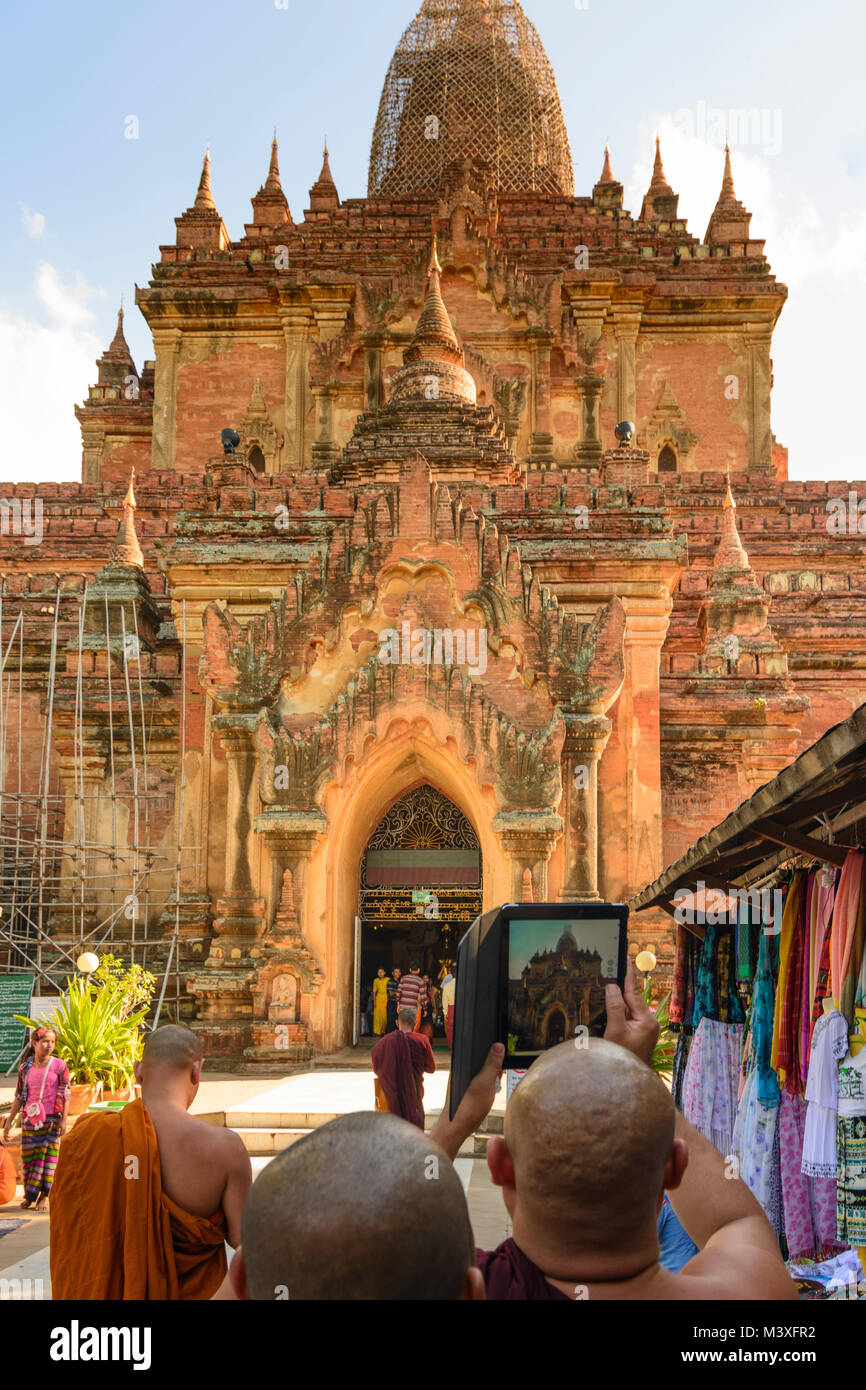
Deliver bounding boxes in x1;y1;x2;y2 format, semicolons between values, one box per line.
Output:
802;1009;848;1178
838;1047;866;1119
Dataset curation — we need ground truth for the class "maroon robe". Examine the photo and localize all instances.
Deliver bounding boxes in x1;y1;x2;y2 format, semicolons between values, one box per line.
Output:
371;1029;436;1130
476;1239;571;1301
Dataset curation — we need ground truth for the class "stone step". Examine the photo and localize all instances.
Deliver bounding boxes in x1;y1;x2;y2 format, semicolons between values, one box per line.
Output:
234;1128;313;1155
225;1112;342;1131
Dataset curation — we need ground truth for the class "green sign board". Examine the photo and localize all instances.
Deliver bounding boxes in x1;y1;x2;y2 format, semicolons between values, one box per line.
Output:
411;891;432;905
0;975;35;1071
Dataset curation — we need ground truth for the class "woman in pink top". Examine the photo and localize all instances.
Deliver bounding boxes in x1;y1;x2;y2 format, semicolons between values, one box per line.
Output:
2;1027;70;1210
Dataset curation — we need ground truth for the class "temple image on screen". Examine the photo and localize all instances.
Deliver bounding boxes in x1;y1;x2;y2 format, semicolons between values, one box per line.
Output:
507;919;619;1055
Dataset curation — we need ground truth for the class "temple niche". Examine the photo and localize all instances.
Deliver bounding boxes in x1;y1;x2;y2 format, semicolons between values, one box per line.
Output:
269;973;298;1023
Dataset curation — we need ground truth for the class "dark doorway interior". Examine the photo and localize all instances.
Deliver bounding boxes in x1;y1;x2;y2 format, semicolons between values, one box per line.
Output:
358;785;483;1042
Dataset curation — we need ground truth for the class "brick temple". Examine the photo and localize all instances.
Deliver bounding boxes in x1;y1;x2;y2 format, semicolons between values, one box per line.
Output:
1;0;864;1059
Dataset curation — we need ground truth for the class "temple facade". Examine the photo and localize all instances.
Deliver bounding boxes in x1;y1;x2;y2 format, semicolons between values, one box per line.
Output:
2;0;865;1059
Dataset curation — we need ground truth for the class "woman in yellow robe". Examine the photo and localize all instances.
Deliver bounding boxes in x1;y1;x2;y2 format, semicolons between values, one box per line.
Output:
372;969;389;1036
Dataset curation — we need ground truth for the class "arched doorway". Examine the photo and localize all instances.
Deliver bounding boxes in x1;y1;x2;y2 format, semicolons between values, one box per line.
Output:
358;784;482;1034
545;1009;566;1047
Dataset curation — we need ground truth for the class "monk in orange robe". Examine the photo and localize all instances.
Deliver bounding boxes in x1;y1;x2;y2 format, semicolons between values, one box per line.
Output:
50;1025;251;1300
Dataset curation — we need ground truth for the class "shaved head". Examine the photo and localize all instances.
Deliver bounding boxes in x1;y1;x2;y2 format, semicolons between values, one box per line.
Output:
141;1025;203;1074
242;1112;474;1300
505;1039;675;1247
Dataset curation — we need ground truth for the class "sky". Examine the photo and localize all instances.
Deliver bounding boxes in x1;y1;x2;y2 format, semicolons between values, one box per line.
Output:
1;0;864;484
509;918;620;976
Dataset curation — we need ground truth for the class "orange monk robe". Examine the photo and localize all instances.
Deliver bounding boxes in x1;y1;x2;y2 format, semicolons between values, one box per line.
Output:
50;1098;227;1301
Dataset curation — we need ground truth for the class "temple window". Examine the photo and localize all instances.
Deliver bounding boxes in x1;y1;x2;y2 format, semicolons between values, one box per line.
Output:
658;444;677;473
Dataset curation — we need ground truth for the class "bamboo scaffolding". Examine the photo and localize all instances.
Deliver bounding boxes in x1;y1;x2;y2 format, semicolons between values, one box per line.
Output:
0;591;196;1028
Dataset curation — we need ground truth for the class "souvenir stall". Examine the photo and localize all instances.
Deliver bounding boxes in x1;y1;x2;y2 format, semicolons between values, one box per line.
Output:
632;704;866;1299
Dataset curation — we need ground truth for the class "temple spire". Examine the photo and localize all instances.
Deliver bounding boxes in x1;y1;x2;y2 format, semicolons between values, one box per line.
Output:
109;469;144;569
404;239;461;364
649;135;674;196
109;304;127;353
640;135;679;222
265;131;281;193
713;482;751;572
592;143;623;212
308;141;340;213
248;131;291;230
705;144;754;248
194;147;216;211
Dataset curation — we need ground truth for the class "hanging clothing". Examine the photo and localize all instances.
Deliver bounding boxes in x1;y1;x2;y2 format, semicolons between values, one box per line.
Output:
778;1091;838;1258
812;914;835;1026
838;1047;866;1119
799;874;815;1086
836;1117;866;1249
732;1070;780;1219
831;851;866;1024
809;867;837;1023
671;1032;692;1111
772;872;805;1079
776;876;808;1093
801;1009;848;1179
682;1018;744;1158
670;926;699;1030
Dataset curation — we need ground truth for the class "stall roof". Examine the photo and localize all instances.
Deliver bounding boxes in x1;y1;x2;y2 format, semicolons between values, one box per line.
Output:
630;702;866;916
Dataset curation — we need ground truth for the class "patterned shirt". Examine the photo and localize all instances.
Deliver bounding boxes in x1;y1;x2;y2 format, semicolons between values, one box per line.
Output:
16;1056;71;1126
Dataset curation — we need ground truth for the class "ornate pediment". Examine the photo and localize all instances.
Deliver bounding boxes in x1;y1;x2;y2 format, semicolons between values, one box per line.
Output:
640;382;698;468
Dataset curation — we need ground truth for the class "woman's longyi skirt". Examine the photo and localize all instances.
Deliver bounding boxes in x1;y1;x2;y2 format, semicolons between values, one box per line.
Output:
21;1119;62;1202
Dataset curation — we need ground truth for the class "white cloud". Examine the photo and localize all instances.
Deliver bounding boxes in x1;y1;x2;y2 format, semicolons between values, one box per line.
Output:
0;266;104;482
20;205;46;240
626;116;866;480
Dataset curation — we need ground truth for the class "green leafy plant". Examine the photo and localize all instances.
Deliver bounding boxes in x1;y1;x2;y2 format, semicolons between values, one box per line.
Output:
16;955;156;1093
644;980;677;1080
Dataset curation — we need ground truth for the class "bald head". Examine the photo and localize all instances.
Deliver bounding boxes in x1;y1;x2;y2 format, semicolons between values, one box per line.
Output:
242;1112;474;1300
141;1025;203;1075
504;1039;675;1247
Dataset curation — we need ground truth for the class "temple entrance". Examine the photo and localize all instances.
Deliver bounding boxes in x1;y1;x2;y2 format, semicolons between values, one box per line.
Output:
545;1009;566;1047
358;785;482;1038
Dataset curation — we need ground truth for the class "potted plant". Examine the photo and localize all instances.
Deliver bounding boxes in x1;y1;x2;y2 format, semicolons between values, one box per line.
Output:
17;955;155;1112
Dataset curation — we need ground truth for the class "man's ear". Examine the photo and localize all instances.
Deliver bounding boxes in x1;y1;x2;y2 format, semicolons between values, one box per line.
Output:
229;1248;249;1301
133;1061;143;1085
663;1137;689;1193
486;1135;516;1190
191;1060;203;1087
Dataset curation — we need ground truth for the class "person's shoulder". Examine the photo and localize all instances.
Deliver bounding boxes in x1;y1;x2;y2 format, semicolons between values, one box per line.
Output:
676;1245;799;1301
184;1113;250;1170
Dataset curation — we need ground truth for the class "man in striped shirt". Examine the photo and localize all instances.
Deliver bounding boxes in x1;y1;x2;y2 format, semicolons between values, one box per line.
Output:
397;965;426;1027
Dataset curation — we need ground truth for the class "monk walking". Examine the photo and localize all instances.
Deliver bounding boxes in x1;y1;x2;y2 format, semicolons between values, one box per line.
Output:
50;1025;251;1300
371;1006;436;1130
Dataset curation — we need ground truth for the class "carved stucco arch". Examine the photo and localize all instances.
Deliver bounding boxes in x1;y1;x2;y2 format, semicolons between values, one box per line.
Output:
305;717;511;1052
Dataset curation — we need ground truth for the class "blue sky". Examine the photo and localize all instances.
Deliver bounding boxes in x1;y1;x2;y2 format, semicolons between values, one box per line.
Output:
1;0;864;481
